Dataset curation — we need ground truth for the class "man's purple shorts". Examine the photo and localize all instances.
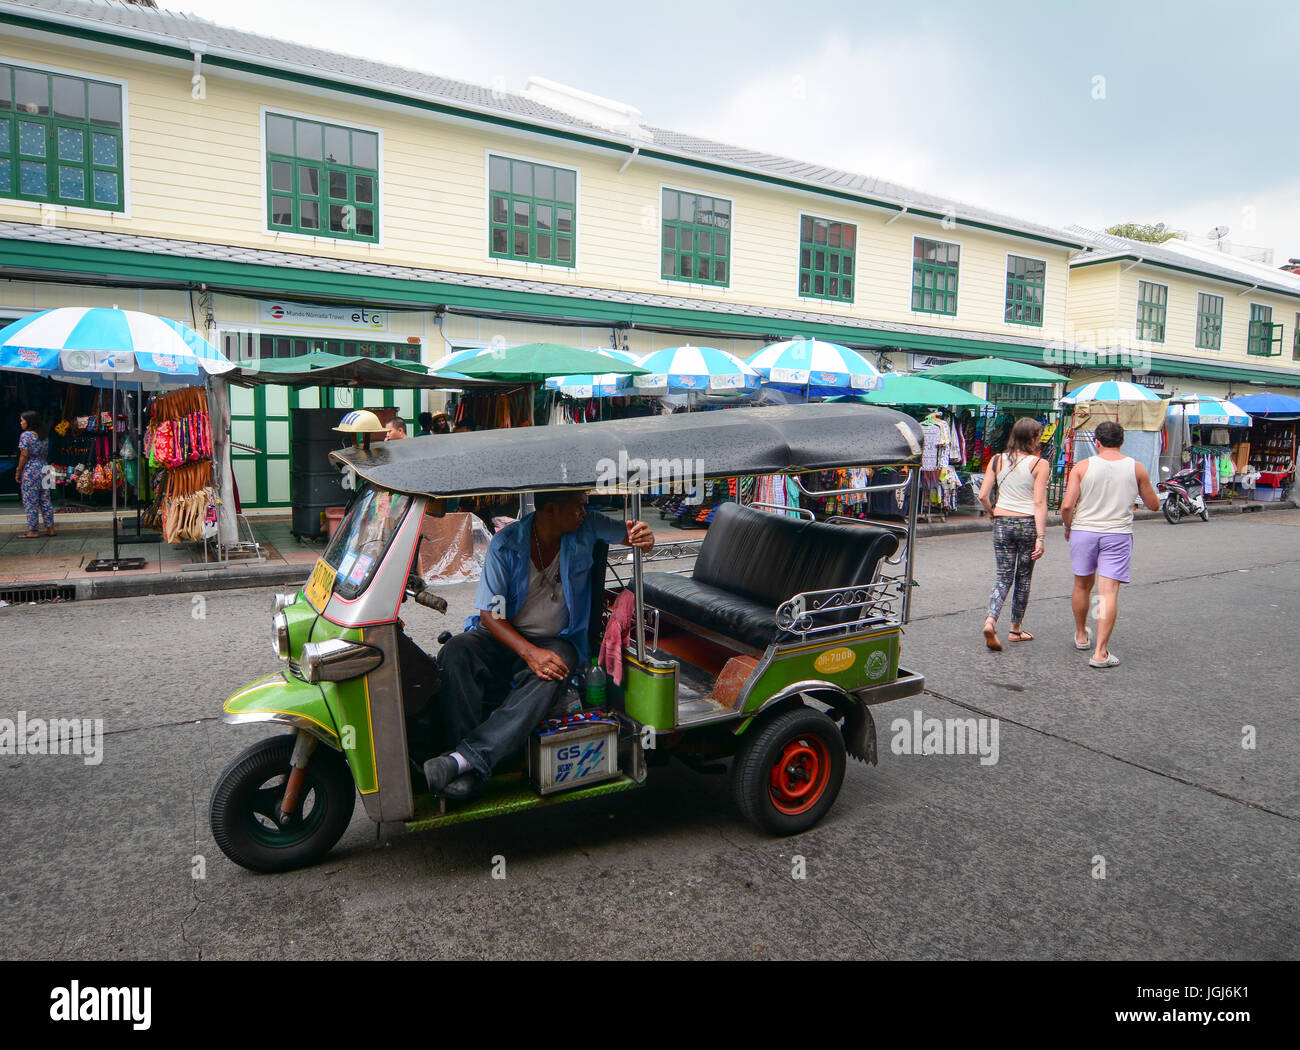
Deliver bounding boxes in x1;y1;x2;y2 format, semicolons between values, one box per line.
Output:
1069;529;1133;583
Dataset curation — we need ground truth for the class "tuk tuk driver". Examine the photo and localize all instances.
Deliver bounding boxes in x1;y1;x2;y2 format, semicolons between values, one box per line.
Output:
424;491;654;800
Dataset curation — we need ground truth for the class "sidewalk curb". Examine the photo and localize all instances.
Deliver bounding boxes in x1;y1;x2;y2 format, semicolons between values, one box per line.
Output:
69;562;311;601
915;499;1296;539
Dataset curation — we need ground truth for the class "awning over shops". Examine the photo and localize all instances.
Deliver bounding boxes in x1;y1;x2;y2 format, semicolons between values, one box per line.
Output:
227;352;495;389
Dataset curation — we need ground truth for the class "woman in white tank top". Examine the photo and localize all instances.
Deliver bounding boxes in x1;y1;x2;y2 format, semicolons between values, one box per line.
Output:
978;418;1049;650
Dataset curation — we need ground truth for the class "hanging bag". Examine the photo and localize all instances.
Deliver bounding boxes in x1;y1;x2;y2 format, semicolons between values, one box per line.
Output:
987;454;1002;509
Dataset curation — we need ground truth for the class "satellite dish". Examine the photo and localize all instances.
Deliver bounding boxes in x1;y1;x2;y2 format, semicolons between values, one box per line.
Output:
1208;226;1229;240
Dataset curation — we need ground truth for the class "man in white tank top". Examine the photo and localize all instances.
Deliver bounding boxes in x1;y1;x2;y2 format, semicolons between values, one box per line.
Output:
1060;421;1159;668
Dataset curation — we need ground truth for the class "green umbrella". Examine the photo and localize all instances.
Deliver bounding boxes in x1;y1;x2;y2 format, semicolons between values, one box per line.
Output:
449;343;648;383
914;356;1067;385
827;373;992;408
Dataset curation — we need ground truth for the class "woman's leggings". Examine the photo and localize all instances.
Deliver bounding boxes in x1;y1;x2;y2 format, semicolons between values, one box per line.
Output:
986;515;1037;624
21;465;53;531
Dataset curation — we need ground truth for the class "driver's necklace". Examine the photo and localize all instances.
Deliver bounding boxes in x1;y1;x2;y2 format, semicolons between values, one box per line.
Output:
532;526;560;601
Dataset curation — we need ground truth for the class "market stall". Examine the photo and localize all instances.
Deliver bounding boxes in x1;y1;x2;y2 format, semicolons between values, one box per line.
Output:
916;357;1068;508
1229;393;1299;502
828;374;993;522
1164;394;1253;503
230;352;491;537
542;348;662;425
1063;381;1167;499
434;342;648;431
0;307;235;570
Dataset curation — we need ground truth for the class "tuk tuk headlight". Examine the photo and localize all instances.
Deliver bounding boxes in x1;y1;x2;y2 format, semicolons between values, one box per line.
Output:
272;591;298;615
300;639;383;684
272;611;291;661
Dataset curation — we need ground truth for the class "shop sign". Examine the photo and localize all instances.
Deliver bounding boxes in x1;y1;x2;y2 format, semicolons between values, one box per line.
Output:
906;352;963;373
258;301;390;334
1133;373;1166;389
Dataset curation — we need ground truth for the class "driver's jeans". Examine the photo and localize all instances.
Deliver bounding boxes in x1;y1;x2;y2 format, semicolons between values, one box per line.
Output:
439;626;578;778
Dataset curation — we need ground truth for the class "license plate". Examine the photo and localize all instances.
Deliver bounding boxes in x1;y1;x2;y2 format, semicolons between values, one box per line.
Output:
304;558;337;611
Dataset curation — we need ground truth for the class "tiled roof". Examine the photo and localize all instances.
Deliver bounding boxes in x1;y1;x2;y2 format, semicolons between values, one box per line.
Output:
1069;225;1300;300
1;0;1085;247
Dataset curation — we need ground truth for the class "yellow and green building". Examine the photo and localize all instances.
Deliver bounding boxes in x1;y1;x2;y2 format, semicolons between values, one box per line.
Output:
1;0;1297;505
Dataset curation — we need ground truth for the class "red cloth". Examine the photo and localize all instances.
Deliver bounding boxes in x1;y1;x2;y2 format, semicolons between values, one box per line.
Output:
598;588;636;686
1257;471;1288;487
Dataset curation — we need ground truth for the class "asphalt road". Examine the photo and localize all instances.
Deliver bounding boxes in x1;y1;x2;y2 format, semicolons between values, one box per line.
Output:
2;507;1297;960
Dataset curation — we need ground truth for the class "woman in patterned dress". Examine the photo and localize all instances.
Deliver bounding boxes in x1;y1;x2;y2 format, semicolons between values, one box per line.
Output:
16;410;54;538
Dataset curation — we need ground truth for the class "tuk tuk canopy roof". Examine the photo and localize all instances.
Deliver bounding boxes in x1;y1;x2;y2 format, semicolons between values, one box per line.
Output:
330;403;923;497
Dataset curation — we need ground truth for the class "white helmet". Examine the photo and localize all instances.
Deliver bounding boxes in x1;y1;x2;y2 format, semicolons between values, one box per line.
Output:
333;409;387;434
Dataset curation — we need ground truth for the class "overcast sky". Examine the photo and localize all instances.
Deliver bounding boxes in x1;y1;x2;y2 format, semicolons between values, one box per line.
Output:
177;0;1299;262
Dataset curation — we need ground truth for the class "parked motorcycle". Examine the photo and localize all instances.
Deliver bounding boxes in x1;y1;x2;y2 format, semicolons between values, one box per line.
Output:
1158;464;1209;524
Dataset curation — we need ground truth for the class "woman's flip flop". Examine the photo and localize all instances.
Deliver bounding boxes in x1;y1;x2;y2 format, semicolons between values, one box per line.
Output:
1008;629;1034;642
983;624;1002;651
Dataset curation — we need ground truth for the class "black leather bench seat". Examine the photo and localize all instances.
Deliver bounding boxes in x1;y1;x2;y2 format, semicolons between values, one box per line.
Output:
641;502;899;650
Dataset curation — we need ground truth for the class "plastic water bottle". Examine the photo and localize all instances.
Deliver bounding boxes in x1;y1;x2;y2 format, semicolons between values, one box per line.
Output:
585;659;607;707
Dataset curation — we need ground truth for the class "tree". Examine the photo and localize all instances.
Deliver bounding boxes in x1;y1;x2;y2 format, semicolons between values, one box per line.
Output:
1105;222;1185;244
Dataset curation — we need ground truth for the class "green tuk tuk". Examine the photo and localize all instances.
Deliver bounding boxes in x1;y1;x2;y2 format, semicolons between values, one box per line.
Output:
209;403;927;872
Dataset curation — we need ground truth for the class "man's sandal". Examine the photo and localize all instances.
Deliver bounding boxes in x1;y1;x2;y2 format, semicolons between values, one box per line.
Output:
1074;627;1093;651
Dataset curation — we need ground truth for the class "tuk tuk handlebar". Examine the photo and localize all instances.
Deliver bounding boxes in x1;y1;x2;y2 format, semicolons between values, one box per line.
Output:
413;590;448;613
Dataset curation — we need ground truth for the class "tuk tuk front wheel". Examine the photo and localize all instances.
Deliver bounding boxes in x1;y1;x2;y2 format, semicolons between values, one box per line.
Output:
210;734;356;874
731;706;846;835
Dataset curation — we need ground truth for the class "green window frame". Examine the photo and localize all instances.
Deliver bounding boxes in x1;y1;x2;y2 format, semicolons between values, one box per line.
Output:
1195;292;1223;351
911;237;960;315
265;113;378;242
0;63;124;211
798;215;855;302
1004;255;1046;326
1135;280;1168;342
255;334;419;361
661;188;730;286
488;155;575;266
1247;303;1280;357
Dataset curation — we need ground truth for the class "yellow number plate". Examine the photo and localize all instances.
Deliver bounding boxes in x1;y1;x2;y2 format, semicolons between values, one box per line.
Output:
304;558;337;611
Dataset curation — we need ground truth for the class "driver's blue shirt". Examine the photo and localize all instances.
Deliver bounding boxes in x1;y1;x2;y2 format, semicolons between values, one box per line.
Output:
465;510;628;664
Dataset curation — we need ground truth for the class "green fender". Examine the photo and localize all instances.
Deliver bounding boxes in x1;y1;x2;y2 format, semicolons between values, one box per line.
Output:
221;671;380;794
221;671;342;750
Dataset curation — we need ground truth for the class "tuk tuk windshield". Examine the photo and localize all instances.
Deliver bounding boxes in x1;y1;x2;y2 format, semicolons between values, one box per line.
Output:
321;485;412;600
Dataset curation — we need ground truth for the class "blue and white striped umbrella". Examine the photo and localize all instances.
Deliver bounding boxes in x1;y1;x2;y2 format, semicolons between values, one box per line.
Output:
0;307;233;381
1170;394;1251;427
545;348;641;398
747;339;882;393
428;346;494;373
632;345;760;394
1061;380;1162;403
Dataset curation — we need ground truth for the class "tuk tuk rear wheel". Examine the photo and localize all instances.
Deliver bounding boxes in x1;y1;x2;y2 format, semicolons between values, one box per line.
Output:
210;734;355;874
731;706;845;835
